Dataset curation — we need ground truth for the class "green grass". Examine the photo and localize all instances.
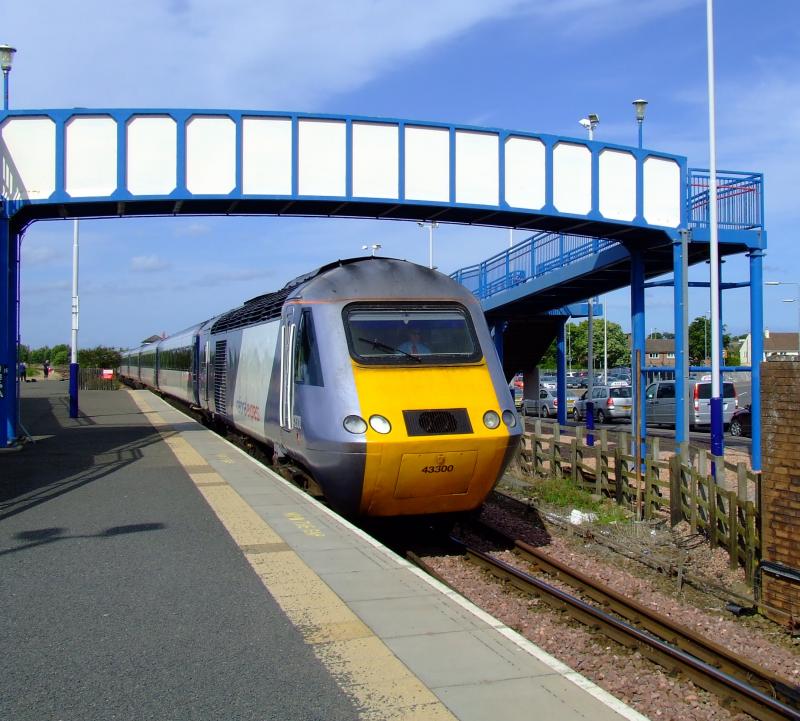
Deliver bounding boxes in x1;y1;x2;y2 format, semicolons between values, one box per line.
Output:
511;475;631;525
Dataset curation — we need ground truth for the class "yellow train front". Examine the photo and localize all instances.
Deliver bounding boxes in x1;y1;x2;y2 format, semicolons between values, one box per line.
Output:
284;257;521;518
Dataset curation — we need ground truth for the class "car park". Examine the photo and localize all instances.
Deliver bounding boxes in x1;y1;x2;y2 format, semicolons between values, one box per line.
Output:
572;385;633;424
508;373;523;409
645;379;737;429
730;405;751;437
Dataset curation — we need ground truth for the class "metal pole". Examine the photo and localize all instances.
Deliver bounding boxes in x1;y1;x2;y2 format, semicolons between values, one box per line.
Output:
587;298;594;446
637;120;643;150
635;348;643;520
748;250;763;472
603;297;608;384
706;0;724;475
69;219;79;418
2;69;8;111
428;224;433;269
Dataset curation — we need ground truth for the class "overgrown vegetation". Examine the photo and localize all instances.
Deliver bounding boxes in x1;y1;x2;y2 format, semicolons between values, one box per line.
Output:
18;344;122;369
501;472;631;526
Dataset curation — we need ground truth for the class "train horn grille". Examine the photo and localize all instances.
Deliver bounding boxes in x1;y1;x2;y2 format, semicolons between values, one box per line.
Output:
403;409;473;436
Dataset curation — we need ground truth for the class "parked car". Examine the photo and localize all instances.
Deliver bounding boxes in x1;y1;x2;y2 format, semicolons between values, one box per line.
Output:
539;375;557;390
523;387;558;418
508;373;524;409
729;405;751;437
572;385;633;424
645;379;738;429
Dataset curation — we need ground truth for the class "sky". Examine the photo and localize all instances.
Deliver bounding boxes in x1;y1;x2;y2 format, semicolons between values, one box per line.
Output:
5;0;800;350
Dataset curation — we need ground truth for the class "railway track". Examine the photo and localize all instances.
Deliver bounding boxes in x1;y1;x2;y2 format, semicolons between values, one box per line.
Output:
418;523;800;721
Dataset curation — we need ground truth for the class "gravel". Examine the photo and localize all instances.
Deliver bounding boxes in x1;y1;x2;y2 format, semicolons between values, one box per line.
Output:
419;491;800;721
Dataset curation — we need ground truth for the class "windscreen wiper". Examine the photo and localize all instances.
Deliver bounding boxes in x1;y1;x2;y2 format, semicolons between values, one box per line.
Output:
358;337;422;362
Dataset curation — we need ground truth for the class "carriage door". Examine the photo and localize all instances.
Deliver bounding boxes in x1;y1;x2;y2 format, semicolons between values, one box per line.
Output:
279;307;297;431
201;340;211;405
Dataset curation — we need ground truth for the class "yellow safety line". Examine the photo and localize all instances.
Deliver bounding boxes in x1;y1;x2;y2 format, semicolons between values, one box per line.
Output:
127;390;456;721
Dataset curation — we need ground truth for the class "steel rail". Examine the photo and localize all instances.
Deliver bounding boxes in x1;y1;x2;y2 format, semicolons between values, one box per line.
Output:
451;537;800;721
512;538;800;709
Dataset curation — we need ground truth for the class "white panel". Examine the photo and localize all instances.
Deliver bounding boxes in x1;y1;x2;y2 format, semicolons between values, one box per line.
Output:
298;119;346;196
599;150;636;221
0;117;56;200
404;126;449;202
504;136;545;210
242;116;292;195
352;122;398;199
233;321;280;437
643;157;681;227
186;116;236;195
126;116;177;195
65;116;118;197
455;130;498;206
553;142;591;215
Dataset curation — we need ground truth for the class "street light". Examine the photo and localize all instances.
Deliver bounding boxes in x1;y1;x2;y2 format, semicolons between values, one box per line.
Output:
632;99;648;149
578;113;599;141
766;280;800;359
417;221;438;269
0;43;17;111
361;243;381;257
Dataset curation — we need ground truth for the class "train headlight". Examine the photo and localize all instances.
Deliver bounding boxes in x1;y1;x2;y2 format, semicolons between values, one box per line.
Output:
343;415;368;434
502;410;517;428
483;410;501;429
369;415;392;434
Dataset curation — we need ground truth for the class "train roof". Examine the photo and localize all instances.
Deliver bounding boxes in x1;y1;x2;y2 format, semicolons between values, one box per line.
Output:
210;257;475;334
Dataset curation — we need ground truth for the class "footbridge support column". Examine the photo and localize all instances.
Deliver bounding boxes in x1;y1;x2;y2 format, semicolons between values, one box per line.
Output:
0;218;19;448
630;249;646;465
556;319;567;425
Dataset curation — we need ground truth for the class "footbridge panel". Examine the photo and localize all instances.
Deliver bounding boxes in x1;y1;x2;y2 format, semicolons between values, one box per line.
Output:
2;109;685;239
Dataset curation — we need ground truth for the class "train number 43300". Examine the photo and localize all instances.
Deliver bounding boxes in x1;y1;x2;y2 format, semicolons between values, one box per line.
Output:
421;464;455;474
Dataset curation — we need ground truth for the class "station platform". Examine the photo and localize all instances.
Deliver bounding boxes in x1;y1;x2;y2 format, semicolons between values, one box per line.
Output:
1;381;648;721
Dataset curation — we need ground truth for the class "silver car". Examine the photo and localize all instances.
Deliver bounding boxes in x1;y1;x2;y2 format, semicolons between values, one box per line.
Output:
645;380;737;429
572;385;633;424
523;387;558;418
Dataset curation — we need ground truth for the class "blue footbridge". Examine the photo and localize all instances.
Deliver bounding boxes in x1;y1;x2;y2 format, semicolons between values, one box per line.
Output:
0;109;765;466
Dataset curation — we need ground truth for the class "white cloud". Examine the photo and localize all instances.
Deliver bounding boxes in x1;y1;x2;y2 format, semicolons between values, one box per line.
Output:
130;255;170;272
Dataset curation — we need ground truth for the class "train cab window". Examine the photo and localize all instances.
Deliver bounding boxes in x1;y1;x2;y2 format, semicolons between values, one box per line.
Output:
343;303;482;365
294;310;323;386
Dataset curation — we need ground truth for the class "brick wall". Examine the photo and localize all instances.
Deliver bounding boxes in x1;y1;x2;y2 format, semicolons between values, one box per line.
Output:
760;361;800;629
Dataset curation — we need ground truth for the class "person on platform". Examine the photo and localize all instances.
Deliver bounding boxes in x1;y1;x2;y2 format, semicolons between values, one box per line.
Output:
18;361;26;382
43;359;50;378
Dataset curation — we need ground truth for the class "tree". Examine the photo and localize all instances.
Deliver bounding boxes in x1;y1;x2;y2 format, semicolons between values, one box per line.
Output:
50;344;70;366
568;319;629;370
78;346;122;369
688;315;731;364
537;320;629;371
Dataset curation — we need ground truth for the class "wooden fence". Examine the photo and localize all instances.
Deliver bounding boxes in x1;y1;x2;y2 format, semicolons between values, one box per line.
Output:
518;420;760;585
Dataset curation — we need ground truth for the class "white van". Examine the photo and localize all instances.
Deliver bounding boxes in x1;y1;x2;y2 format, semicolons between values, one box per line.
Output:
645;379;737;429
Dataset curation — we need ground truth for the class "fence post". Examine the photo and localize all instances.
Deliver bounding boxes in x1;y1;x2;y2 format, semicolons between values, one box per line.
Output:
552;423;561;478
728;489;739;570
691;453;701;534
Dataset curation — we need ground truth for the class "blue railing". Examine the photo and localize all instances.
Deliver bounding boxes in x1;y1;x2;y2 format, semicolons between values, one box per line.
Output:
687;169;764;231
450;231;617;301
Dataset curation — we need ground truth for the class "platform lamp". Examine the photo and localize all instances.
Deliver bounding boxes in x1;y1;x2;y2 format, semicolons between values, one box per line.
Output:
361;243;381;257
417;221;438;269
632;99;648;149
0;44;16;110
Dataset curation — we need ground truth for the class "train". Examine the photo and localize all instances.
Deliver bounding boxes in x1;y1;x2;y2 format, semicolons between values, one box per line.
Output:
119;257;521;519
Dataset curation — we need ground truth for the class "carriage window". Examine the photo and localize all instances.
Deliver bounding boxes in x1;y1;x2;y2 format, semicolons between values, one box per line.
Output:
343;304;481;365
294;310;323;386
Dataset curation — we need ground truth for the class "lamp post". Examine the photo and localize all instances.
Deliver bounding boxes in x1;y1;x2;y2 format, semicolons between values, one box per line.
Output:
705;0;725;472
0;44;16;110
417;221;438;269
361;243;381;257
766;281;800;359
704;310;710;365
632;99;648;149
578;113;599;141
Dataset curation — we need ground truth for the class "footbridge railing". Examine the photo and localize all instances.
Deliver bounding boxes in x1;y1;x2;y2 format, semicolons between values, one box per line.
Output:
687;169;764;231
450;231;618;301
